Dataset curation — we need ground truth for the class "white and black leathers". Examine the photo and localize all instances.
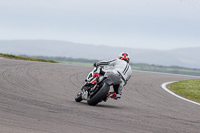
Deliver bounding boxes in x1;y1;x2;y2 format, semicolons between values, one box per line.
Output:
96;58;132;98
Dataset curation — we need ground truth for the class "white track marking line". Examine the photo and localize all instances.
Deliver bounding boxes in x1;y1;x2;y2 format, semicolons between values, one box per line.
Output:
161;81;200;106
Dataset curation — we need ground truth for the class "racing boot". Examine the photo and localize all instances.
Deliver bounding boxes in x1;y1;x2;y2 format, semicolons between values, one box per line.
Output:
103;92;121;101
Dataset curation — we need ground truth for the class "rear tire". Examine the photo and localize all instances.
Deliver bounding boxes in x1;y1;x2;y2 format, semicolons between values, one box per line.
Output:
87;83;110;106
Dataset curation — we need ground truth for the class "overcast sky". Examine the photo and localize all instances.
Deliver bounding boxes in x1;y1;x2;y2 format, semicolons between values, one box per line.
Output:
0;0;200;50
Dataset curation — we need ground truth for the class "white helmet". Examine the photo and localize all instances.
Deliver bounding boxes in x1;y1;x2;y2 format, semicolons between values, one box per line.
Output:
118;52;130;63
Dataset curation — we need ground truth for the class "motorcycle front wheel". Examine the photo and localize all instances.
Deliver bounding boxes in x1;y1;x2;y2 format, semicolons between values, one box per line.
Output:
75;92;83;102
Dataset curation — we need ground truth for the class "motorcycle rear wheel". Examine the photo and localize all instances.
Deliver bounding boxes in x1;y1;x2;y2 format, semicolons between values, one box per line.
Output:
87;83;110;106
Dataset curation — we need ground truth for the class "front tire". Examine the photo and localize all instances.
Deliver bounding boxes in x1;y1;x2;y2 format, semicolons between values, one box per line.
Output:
87;83;110;106
75;92;82;102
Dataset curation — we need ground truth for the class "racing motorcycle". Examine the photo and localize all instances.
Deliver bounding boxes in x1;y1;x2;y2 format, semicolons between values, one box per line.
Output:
75;66;122;106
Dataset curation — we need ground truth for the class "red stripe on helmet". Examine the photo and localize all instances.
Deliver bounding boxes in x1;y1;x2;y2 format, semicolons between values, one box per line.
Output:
124;53;127;58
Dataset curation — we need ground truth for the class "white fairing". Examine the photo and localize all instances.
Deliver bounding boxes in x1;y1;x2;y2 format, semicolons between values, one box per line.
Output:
86;68;95;81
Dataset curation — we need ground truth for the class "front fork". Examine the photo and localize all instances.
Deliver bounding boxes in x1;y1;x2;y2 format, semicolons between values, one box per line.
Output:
81;90;88;100
81;83;97;100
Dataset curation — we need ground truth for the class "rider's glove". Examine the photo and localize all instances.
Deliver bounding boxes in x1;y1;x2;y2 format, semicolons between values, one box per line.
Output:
93;62;99;67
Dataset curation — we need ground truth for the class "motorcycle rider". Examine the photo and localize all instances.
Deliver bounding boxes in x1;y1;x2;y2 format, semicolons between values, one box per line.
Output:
93;52;132;100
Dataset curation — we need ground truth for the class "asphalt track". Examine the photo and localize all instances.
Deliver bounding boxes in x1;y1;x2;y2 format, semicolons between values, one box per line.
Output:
0;59;200;133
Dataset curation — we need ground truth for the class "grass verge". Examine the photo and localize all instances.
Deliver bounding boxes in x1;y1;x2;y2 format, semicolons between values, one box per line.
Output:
0;53;58;63
168;79;200;103
11;55;200;76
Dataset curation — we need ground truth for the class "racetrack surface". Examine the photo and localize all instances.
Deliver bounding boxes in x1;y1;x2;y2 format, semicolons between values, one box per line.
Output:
0;59;200;133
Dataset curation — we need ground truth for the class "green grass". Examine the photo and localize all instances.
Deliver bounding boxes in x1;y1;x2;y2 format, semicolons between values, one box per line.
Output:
168;79;200;103
59;61;200;76
0;53;58;63
13;55;200;76
59;61;93;66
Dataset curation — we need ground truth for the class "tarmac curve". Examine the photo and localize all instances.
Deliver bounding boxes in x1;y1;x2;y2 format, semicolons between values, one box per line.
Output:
0;59;200;133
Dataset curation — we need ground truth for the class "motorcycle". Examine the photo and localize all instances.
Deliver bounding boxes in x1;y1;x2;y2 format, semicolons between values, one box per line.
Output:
75;66;122;106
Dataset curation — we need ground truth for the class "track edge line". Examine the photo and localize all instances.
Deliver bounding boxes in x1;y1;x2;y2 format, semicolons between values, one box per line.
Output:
161;81;200;106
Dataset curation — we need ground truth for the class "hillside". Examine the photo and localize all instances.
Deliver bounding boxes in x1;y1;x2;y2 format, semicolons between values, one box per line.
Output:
0;40;200;69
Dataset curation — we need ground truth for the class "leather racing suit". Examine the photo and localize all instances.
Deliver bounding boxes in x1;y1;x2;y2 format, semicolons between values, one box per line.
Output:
95;58;132;99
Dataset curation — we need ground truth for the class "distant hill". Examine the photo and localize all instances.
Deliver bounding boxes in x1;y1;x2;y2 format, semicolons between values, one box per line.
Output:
0;40;200;69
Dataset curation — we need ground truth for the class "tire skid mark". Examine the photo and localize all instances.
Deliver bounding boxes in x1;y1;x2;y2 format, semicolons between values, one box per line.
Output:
69;71;87;89
0;59;200;133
